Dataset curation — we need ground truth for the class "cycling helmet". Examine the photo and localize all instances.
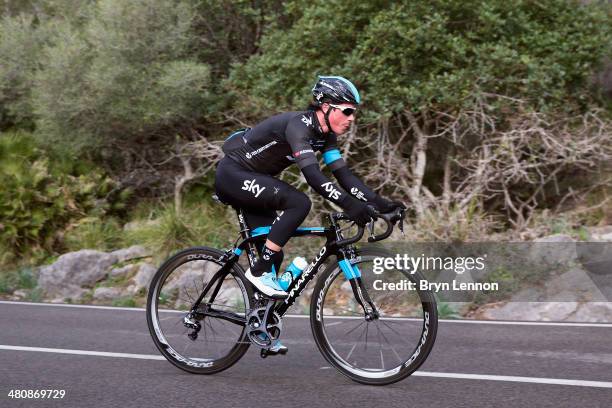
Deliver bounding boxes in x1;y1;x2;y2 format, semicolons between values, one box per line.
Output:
312;76;361;106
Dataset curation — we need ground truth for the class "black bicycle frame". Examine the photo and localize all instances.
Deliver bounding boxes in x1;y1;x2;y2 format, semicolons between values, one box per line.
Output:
193;207;367;322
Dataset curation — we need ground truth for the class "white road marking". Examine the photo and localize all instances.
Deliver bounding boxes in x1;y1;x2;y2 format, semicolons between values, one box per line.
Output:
2;301;611;328
2;345;612;388
412;371;612;389
0;345;164;360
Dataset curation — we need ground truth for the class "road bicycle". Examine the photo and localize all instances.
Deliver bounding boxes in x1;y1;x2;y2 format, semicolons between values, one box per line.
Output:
146;197;438;385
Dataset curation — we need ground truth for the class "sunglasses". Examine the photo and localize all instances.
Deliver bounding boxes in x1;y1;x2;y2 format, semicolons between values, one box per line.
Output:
329;104;357;116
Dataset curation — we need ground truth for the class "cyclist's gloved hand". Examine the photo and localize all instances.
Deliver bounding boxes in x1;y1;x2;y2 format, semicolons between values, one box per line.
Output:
373;196;406;213
344;198;377;226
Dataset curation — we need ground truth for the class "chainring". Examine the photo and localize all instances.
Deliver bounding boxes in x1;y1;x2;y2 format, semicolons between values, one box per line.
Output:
245;307;283;348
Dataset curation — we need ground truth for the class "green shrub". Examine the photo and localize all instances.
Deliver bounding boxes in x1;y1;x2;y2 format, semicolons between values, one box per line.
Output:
0;13;50;129
0;266;37;294
230;0;611;116
0;131;129;257
63;217;124;252
32;0;212;153
112;297;137;307
124;200;237;261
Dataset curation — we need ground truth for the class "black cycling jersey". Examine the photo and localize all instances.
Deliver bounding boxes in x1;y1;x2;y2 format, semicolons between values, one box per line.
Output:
222;110;340;176
218;109;384;238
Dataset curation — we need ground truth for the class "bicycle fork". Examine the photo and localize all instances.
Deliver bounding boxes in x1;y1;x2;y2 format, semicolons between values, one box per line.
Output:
338;256;380;321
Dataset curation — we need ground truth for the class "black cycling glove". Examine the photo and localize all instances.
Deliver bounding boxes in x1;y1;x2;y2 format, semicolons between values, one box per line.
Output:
373;196;406;213
342;196;377;226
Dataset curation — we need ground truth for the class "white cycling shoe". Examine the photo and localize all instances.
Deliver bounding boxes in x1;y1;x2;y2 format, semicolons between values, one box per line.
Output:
244;269;288;299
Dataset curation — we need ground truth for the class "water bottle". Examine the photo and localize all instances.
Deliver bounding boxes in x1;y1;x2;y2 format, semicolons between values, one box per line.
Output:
278;257;308;291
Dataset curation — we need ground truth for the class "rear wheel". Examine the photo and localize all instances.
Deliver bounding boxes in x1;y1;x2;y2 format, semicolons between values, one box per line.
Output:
310;247;438;385
146;247;253;374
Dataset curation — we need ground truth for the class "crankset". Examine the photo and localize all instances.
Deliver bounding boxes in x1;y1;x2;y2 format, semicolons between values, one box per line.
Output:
245;302;283;350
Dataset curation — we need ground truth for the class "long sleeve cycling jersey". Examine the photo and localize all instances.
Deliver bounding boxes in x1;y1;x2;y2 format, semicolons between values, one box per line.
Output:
222;110;378;208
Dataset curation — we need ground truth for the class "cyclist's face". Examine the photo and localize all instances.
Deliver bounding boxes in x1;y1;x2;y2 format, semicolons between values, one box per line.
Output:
325;103;356;135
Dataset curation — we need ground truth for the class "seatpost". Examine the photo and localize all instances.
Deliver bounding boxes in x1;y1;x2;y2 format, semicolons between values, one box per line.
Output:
235;208;259;268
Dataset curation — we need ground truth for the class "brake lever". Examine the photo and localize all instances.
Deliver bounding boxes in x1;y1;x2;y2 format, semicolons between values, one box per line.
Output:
367;219;375;238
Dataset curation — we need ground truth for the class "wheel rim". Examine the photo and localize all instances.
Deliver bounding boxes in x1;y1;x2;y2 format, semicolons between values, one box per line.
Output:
150;256;249;367
317;257;435;379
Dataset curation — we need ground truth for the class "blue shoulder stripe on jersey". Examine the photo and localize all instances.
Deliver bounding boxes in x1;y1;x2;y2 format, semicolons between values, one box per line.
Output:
323;76;361;104
323;149;342;165
225;128;248;141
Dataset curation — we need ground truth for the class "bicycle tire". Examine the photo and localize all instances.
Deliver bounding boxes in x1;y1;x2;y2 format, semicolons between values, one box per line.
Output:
310;247;438;385
146;246;253;374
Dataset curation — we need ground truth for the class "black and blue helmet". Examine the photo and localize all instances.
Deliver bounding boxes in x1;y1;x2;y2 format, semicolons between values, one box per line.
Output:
312;76;361;106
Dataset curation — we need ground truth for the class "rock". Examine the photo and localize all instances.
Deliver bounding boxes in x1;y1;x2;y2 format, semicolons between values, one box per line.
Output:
110;264;139;279
110;246;151;263
587;226;612;241
599;233;612;242
572;302;612;322
48;287;89;303
481;301;579;321
534;233;575;243
163;262;215;294
93;287;122;300
530;234;577;265
13;290;28;299
38;250;116;299
132;263;157;291
541;267;608;302
156;262;217;308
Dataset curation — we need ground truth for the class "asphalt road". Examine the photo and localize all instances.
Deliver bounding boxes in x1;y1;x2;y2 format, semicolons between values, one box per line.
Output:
1;300;611;408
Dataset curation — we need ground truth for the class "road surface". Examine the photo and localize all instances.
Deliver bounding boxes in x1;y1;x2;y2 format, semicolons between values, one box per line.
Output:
1;301;611;407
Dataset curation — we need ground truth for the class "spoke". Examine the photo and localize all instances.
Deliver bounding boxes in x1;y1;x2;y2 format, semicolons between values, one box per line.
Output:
191;277;202;301
345;343;357;361
216;316;241;339
206;315;221;357
182;288;196;305
379;320;405;338
375;321;403;364
337;320;365;339
202;315;209;348
182;337;193;357
376;323;384;370
364;321;369;353
158;315;181;322
381;318;420;324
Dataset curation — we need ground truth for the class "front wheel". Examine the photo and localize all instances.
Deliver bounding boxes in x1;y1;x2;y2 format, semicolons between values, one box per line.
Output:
310;247;438;385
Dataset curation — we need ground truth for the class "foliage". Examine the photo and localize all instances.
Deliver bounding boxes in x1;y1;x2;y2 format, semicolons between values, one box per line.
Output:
436;301;461;319
230;0;611;117
111;296;137;307
0;14;47;130
32;0;212;153
0;266;37;294
0;0;610;261
0;131;128;258
63;217;123;252
124;200;237;261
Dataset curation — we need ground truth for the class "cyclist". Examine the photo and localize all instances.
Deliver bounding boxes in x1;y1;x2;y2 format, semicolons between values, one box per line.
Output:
214;76;404;299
